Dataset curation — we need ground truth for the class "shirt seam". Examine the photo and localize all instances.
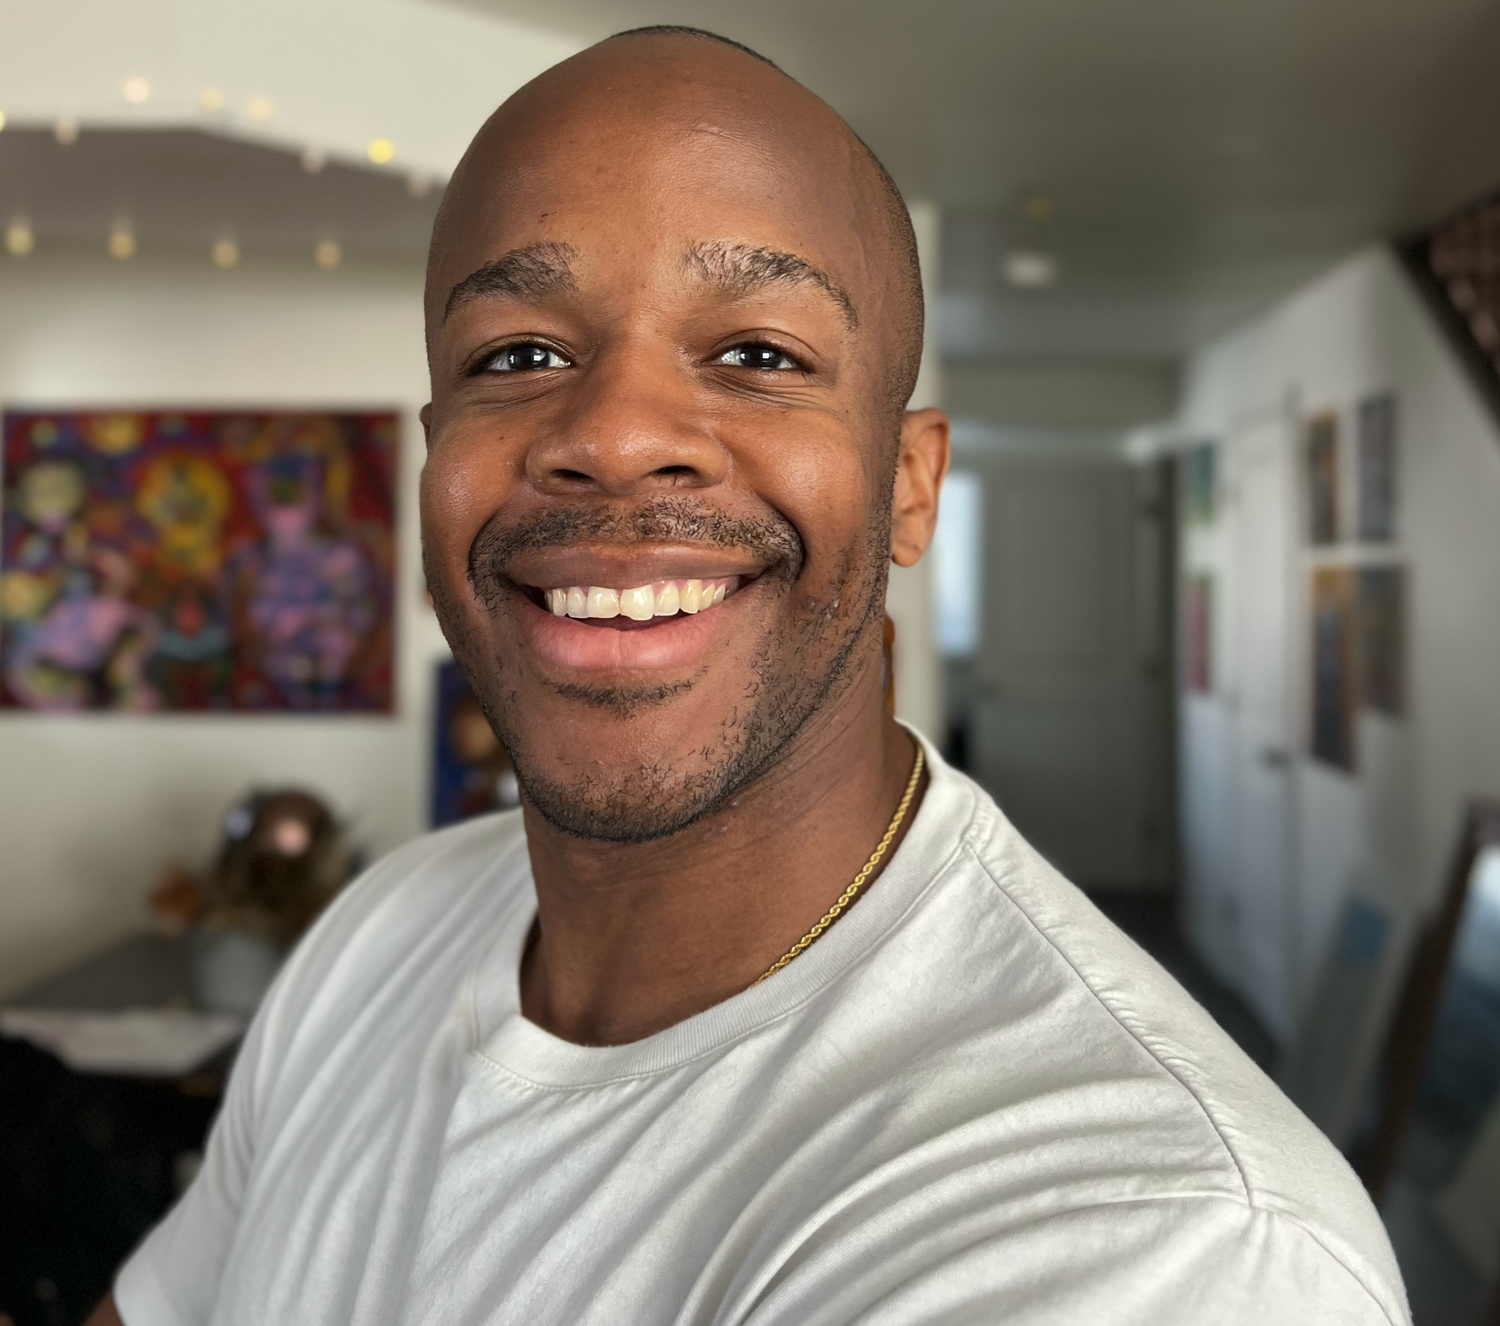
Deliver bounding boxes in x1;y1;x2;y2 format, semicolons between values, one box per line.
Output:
961;839;1256;1207
1274;1208;1405;1326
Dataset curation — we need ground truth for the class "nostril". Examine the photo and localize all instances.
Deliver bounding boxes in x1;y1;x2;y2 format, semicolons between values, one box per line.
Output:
656;465;696;479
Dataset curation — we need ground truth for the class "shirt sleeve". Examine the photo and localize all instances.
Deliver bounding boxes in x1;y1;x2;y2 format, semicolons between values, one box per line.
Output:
742;1197;1409;1326
113;1001;275;1326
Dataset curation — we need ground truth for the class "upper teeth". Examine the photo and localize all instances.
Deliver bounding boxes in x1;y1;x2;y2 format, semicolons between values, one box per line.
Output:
547;578;734;620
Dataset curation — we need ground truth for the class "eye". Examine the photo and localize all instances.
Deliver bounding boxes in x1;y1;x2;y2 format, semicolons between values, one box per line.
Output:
483;343;570;373
716;343;799;371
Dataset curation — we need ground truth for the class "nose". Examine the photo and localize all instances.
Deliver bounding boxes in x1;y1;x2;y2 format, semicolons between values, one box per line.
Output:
524;347;729;497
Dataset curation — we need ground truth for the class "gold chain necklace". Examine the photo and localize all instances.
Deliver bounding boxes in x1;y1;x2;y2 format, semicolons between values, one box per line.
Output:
754;745;925;984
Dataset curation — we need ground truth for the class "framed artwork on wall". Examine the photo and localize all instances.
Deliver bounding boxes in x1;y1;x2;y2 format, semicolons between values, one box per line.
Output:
1305;411;1341;546
1279;881;1414;1152
1183;443;1218;525
431;658;520;827
1310;565;1357;770
1357;566;1406;717
1181;573;1213;693
0;409;396;712
1436;1090;1500;1293
1357;393;1398;542
1360;804;1500;1321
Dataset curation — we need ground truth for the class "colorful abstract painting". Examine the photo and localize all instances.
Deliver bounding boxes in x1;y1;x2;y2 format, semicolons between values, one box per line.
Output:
1;410;395;712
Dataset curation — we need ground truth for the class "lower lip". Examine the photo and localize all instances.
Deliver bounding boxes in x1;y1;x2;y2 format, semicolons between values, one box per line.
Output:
513;588;750;676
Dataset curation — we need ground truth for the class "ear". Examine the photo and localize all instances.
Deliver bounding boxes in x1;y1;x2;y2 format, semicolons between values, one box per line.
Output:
889;407;951;567
419;403;433;451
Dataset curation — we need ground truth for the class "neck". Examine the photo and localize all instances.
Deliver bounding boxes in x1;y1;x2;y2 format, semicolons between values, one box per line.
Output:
517;669;923;1046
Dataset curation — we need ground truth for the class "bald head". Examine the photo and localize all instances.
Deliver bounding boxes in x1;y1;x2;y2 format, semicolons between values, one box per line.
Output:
426;27;924;415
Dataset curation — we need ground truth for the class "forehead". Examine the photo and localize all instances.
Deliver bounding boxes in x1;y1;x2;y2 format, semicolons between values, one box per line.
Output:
426;78;880;328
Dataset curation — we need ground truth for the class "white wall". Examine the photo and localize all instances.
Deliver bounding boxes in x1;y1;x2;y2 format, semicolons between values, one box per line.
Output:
0;252;449;997
885;199;943;742
1171;245;1500;1037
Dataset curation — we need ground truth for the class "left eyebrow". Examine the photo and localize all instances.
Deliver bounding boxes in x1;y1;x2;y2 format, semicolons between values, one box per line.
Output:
443;241;580;323
684;241;860;332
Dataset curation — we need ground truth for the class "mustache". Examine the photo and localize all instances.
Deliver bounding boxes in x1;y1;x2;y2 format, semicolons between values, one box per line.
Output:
466;496;805;595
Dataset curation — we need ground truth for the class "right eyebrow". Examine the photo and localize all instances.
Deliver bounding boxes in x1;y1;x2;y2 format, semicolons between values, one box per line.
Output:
443;242;580;322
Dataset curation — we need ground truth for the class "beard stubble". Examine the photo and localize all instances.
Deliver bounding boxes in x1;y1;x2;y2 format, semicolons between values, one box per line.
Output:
428;493;892;843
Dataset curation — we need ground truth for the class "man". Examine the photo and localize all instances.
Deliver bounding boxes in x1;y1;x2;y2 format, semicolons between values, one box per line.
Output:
96;27;1408;1325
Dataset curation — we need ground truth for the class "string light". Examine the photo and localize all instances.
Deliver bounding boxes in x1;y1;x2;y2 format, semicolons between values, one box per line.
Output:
122;77;151;104
1002;249;1058;288
367;138;394;165
1023;194;1055;224
0;111;7;133
314;239;343;270
107;220;137;261
1002;192;1059;289
211;237;240;269
54;118;79;145
5;216;34;257
247;96;274;122
198;88;225;113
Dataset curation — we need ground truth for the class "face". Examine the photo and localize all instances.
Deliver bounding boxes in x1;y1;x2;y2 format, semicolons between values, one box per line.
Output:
422;52;936;842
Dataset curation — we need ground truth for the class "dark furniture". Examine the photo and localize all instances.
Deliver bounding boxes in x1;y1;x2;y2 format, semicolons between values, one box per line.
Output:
1;936;230;1326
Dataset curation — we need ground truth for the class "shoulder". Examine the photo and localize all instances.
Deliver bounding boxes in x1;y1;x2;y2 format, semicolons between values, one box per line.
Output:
753;1192;1404;1325
286;808;530;984
242;811;531;1093
912;758;1406;1322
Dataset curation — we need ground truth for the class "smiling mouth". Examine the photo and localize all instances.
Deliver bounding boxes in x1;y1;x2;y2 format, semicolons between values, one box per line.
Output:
522;576;743;629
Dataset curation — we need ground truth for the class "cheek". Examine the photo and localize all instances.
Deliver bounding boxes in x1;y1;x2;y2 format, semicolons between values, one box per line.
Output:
735;420;879;589
420;423;523;589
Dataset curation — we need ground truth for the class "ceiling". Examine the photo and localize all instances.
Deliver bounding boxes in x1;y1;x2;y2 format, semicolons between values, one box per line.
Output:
0;127;440;266
450;0;1500;361
5;0;1500;365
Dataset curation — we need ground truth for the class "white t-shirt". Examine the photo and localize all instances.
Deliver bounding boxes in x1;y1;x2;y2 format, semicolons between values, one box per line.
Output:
117;736;1409;1325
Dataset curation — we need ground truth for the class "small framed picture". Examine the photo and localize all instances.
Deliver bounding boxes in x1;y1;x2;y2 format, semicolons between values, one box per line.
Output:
1357;566;1405;717
1306;412;1340;546
1357;394;1398;542
1310;566;1357;770
1182;574;1213;693
1279;883;1414;1152
431;659;521;828
1183;443;1218;526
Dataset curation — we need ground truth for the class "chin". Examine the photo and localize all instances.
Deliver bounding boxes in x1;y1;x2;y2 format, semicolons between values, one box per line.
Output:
502;683;762;843
518;764;732;844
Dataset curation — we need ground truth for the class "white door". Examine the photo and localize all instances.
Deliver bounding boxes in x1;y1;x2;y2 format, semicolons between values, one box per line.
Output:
968;455;1171;890
1222;413;1298;1039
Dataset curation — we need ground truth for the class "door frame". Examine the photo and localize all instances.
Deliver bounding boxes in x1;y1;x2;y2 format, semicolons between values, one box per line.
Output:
1223;390;1306;1033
